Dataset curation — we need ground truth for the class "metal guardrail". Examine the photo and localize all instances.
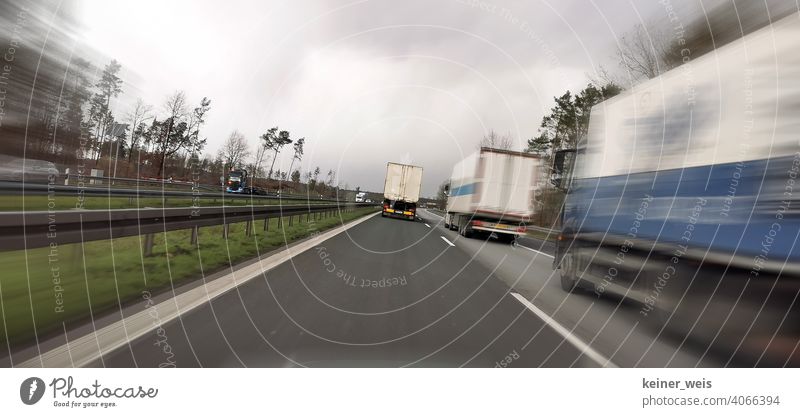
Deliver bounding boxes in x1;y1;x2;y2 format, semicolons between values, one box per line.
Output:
0;181;343;203
526;225;561;235
64;174;218;191
63;174;330;197
0;202;379;252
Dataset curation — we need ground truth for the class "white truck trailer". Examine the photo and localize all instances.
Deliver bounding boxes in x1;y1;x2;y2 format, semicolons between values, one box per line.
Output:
382;162;424;221
444;148;542;242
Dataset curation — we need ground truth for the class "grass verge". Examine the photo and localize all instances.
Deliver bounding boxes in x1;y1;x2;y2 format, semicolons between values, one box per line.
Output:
0;207;377;346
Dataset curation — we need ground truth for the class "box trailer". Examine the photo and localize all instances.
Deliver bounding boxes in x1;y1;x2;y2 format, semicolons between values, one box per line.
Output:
382;162;423;221
444;148;542;242
552;13;800;363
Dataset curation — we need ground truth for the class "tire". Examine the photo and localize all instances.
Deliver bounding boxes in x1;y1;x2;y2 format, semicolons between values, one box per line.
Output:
496;233;516;244
460;220;474;238
560;248;580;293
473;230;490;240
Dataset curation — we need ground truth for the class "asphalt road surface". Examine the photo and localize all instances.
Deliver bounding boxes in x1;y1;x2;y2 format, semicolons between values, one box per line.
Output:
83;209;716;367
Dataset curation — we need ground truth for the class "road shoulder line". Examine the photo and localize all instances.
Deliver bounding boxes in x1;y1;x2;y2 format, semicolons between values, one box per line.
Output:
516;244;555;259
510;292;618;368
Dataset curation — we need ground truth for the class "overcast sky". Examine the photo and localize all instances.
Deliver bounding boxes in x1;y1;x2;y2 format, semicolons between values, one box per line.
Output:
73;0;694;196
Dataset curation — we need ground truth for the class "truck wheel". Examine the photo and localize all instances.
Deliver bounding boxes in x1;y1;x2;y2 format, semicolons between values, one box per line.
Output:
560;249;580;293
459;222;473;238
496;233;516;244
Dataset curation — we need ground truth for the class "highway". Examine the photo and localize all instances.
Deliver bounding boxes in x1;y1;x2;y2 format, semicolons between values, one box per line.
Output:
97;209;716;367
10;209;718;368
86;210;593;367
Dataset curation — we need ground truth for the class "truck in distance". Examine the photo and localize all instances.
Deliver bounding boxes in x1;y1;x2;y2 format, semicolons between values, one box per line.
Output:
444;147;542;243
225;169;266;195
382;162;423;221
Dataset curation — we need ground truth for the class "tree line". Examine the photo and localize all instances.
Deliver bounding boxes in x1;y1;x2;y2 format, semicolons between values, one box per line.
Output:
0;7;346;196
213;126;338;195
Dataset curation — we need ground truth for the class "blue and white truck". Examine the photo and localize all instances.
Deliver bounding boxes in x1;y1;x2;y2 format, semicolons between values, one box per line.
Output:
444;148;542;242
553;14;800;364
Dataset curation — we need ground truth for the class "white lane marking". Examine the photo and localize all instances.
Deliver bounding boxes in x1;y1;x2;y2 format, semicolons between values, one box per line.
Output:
424;209;444;219
440;236;456;247
517;244;554;259
510;292;618;368
18;211;381;368
424;223;431;228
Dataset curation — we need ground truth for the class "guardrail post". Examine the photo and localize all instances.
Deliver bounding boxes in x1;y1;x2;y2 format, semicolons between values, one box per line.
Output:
143;234;154;257
289;215;293;226
190;226;199;245
264;217;269;231
223;223;229;239
245;220;252;236
128;196;134;206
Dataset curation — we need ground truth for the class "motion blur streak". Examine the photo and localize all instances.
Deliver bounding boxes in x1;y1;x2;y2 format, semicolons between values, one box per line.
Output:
555;12;800;366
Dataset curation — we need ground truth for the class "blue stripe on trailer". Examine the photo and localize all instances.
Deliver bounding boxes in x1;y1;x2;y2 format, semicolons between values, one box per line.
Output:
565;154;800;262
450;183;476;196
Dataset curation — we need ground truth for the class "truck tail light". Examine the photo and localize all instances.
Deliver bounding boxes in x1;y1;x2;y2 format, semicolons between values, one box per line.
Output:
472;220;483;227
517;225;527;233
